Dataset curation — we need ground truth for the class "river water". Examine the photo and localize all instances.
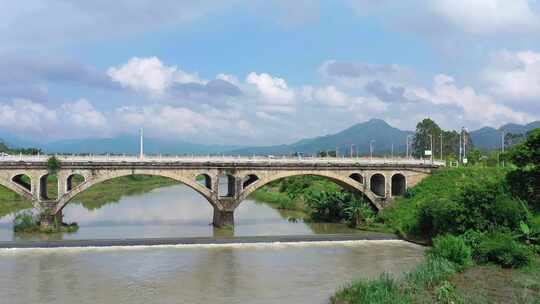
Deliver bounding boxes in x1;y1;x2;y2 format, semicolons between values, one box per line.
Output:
0;185;425;303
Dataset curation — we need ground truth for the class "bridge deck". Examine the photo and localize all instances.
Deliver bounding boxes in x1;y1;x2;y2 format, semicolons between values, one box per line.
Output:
0;155;445;169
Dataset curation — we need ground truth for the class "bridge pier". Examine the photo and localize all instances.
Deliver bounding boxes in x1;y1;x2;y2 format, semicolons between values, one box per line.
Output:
39;210;63;229
213;209;234;228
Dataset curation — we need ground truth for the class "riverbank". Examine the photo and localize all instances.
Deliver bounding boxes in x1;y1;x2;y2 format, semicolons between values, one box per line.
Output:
0;232;399;249
0;175;179;216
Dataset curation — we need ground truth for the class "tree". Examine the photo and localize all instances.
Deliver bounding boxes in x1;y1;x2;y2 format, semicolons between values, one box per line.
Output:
413;118;442;158
47;156;61;174
506;128;540;210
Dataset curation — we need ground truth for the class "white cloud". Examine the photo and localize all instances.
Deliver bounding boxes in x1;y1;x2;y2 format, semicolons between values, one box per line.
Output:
61;99;107;130
0;99;57;133
432;0;540;36
246;72;295;105
411;74;533;127
302;85;351;107
0;99;109;140
483;50;540;104
107;57;204;95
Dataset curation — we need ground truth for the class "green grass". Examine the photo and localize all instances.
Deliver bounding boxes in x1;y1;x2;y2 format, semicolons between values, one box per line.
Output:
380;167;510;239
332;256;459;304
0;185;32;217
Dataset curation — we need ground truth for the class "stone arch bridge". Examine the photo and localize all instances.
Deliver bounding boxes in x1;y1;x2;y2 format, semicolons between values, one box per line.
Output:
0;156;443;228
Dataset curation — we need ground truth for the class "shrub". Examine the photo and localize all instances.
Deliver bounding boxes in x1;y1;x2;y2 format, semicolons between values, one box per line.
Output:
427;235;473;269
46;156;61;174
460;229;485;255
476;231;534;268
13;211;39;233
332;273;409;304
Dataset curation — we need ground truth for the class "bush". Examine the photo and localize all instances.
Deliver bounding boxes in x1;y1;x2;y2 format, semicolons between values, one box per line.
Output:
476;231;534;268
332;273;409;304
13;211;39;232
405;256;458;292
427;235;473;269
384;167;529;239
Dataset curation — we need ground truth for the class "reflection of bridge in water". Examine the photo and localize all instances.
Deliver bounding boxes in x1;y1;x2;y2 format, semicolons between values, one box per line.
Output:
0;155;444;228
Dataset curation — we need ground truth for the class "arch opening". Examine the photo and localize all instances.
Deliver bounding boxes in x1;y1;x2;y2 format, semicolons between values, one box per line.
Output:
67;174;85;192
40;174;58;200
218;174;236;198
239;173;381;211
370;174;385;197
12;174;31;192
58;173;215;213
242;174;259;189
391;174;406;197
196;174;212;190
349;173;363;184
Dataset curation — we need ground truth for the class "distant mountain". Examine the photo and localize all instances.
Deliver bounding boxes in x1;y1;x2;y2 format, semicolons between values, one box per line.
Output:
1;119;538;155
470;121;540;150
231;119;413;156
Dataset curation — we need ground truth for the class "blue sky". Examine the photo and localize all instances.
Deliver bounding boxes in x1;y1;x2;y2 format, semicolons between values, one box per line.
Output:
1;0;539;145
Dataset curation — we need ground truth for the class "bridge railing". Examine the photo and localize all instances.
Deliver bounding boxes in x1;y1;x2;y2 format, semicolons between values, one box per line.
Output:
0;154;445;166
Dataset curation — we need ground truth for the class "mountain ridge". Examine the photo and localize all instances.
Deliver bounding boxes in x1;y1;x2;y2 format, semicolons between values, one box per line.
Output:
1;119;538;155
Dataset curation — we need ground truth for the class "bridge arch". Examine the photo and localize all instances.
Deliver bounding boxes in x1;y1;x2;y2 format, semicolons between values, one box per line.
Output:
391;173;406;196
236;171;382;210
370;173;385;197
0;173;34;202
55;170;217;214
242;174;259;190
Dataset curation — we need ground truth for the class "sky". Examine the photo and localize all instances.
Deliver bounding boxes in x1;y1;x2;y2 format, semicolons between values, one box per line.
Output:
1;0;539;145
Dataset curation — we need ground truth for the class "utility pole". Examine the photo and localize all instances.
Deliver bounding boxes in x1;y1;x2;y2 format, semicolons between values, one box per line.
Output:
501;130;506;167
406;135;413;159
463;127;467;164
391;143;394;159
440;132;443;161
369;140;375;161
350;144;355;158
139;128;144;159
459;129;462;165
429;134;433;164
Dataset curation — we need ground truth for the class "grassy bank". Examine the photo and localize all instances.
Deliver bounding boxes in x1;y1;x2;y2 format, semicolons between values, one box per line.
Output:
71;175;178;210
332;234;540;303
332;164;540;303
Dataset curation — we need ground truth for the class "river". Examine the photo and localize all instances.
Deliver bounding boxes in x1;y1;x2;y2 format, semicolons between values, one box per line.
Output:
0;184;425;303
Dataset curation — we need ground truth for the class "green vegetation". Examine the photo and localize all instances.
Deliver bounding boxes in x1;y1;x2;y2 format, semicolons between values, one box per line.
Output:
333;128;540;303
13;211;78;234
250;175;380;230
0;185;32;217
46;156;61;174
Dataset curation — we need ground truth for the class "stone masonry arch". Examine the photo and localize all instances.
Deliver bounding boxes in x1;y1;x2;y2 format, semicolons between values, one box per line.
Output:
55;169;218;214
234;170;384;210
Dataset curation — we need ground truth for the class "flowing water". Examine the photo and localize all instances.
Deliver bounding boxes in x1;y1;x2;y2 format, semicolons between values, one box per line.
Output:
0;184;425;303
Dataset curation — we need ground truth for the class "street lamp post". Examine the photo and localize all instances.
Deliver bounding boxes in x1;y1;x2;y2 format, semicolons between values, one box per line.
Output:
440;132;443;160
429;134;433;164
369;140;375;161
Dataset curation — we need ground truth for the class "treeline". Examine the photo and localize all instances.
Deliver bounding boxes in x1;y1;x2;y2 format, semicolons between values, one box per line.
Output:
0;140;41;155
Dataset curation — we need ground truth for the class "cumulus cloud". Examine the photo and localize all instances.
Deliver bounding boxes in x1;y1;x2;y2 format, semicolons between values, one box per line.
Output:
302;85;351;107
0;99;109;140
108;57;204;95
246;72;295;105
483;50;540;109
61;99;107;130
411;74;533;127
